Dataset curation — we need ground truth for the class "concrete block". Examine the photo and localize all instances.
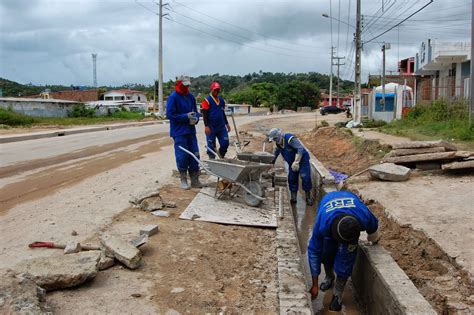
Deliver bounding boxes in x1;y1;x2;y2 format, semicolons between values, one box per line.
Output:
15;251;101;291
130;234;148;248
140;224;159;236
151;210;170;217
101;234;142;269
368;163;411;182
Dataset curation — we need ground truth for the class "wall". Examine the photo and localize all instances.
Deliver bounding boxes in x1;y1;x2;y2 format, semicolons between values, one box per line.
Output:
0;99;80;117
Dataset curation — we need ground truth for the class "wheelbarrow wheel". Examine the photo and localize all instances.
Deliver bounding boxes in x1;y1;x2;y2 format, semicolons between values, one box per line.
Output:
244;181;263;207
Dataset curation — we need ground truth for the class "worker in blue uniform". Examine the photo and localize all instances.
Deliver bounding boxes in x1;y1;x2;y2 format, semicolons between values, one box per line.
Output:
308;190;380;311
166;75;204;190
267;128;314;206
201;81;231;159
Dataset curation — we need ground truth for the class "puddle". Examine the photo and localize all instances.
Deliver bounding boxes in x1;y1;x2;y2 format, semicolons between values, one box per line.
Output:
291;190;362;315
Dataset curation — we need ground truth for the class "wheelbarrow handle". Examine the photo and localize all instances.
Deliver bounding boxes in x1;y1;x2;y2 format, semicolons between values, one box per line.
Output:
178;146;217;177
205;145;221;160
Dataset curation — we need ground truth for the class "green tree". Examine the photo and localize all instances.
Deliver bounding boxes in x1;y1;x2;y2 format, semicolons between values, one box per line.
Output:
275;80;320;110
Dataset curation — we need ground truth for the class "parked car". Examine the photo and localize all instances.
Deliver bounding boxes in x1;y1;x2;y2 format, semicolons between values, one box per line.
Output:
320;105;344;115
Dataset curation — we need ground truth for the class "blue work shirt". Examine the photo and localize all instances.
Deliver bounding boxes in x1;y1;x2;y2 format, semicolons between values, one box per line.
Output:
202;95;227;131
166;91;200;138
308;190;379;276
273;133;309;164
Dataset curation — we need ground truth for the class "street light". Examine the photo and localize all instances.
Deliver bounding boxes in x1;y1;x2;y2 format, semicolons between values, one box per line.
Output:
322;13;356;30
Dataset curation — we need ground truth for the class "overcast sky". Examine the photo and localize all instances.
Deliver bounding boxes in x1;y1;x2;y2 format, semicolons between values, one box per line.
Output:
0;0;471;86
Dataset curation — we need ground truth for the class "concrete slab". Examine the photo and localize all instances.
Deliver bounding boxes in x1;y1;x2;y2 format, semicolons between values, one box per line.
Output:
179;187;277;228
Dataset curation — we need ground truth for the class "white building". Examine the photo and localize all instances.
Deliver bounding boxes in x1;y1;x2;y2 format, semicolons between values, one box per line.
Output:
415;39;471;101
103;89;147;102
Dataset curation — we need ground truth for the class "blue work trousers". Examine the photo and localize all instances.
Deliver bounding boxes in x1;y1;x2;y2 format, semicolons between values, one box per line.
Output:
173;134;200;173
206;128;229;158
288;159;312;192
321;237;358;279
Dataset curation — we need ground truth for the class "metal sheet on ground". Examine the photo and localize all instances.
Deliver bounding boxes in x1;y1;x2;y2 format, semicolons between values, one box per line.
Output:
179;187;277;228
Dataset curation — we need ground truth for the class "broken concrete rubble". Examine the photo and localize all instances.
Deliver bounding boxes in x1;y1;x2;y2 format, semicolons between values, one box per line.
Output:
151;210;170;217
383;151;458;164
442;159;474;170
368;163;411;182
129;188;161;206
386;146;446;157
98;251;115;271
163;201;177;208
64;240;82;254
101;234;142;269
0;270;49;314
15;251;101;291
140;224;159;236
139;196;163;211
130;234;148;248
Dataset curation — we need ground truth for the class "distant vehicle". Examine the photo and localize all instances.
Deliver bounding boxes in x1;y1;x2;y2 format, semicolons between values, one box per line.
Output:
320;105;344;115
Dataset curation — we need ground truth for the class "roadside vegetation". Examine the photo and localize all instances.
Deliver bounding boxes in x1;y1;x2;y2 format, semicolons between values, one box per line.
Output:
0;106;148;128
381;100;474;142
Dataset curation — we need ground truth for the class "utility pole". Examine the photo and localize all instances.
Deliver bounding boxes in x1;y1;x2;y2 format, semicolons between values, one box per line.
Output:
354;0;362;124
334;54;345;107
156;0;169;116
92;53;97;88
470;0;474;126
329;46;334;107
381;42;390;111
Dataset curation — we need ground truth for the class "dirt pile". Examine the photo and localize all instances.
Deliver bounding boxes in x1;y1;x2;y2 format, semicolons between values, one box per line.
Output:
298;127;389;175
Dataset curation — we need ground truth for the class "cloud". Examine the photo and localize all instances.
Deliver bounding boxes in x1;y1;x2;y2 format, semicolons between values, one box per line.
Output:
0;0;471;86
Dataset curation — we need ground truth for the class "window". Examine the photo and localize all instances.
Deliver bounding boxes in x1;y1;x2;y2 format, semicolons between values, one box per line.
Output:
138;96;141;101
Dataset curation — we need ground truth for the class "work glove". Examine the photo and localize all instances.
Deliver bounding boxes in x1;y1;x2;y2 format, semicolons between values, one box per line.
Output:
291;161;300;172
367;230;381;245
187;112;198;125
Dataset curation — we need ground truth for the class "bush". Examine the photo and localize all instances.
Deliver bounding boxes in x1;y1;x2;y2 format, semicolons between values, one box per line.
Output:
362;119;387;128
320;120;329;127
110;110;144;120
0;108;38;126
68;104;96;118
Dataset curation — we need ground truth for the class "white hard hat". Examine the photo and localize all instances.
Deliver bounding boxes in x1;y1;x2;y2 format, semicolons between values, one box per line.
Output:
177;74;191;86
267;128;282;142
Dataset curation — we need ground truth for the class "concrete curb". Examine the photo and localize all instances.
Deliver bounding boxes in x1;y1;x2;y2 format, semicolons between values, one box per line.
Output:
352;244;437;315
276;188;313;314
0;120;169;144
300;139;436;314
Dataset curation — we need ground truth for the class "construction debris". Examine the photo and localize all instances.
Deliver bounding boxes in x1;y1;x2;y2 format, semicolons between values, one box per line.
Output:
15;251;101;291
441;159;474;170
140;196;163;211
129;188;161;206
162;201;177;208
382;141;474;171
368;163;411;182
0;271;48;314
130;234;148;248
151;210;170;217
140;224;159;237
63;240;82;254
392;140;457;151
101;234;142;269
98;251;115;271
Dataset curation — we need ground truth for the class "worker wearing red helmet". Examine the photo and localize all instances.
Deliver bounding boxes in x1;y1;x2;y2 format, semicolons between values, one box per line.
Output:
201;81;231;159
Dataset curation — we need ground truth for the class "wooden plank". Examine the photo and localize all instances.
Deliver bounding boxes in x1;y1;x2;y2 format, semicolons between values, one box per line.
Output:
392;140;457;151
442;159;474;170
386;147;446;157
383;151;457;164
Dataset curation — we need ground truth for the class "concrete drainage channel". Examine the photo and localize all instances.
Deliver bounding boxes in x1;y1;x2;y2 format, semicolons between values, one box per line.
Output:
276;147;437;314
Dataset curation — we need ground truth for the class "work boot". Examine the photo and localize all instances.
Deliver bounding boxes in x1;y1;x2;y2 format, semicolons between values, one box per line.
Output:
329;294;343;312
320;264;335;291
190;171;204;188
208;154;215;160
305;191;314;206
179;171;190;190
290;191;297;204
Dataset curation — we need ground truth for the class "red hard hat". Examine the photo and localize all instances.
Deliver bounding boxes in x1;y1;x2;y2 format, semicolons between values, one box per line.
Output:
211;82;221;90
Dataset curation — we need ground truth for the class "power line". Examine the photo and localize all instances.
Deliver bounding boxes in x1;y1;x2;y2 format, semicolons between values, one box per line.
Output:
166;17;327;60
364;0;434;44
171;0;324;49
167;8;320;54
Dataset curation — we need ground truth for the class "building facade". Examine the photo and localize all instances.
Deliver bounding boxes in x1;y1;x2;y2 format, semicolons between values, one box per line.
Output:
415;39;471;102
103;89;147;102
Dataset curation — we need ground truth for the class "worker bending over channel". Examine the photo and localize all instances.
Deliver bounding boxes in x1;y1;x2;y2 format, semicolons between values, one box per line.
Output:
166;75;204;190
267;128;314;206
308;190;380;311
201;81;231;159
